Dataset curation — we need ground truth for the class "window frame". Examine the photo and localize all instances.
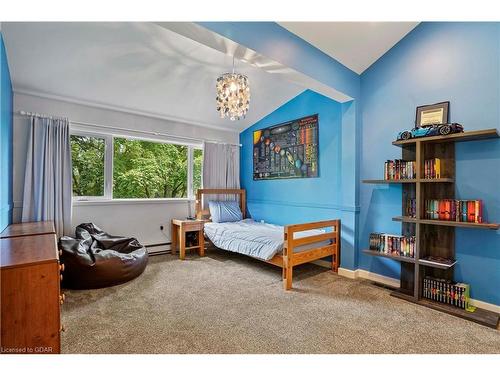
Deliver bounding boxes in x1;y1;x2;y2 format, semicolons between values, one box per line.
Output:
70;130;111;201
70;128;203;203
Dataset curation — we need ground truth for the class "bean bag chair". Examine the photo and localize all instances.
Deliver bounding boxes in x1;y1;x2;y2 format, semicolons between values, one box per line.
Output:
59;223;148;289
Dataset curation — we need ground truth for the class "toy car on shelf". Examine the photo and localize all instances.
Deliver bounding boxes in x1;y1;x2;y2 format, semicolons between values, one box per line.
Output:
397;123;464;141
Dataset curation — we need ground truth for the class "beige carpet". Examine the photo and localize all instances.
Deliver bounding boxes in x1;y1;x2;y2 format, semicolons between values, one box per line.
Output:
61;250;500;354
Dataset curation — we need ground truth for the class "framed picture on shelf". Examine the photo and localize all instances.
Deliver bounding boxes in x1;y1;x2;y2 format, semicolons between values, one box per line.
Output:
415;101;449;126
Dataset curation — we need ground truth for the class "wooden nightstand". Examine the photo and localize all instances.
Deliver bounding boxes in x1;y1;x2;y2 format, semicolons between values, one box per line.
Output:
171;219;205;260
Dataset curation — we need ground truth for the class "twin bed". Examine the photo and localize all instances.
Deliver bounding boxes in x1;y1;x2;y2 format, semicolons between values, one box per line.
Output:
195;189;340;290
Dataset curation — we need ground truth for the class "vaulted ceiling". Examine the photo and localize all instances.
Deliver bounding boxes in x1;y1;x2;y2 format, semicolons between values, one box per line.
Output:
279;22;419;74
3;22;419;132
2;22;304;131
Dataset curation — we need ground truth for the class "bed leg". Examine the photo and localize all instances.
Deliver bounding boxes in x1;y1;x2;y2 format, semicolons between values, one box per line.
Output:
283;265;293;290
332;254;338;273
332;221;340;273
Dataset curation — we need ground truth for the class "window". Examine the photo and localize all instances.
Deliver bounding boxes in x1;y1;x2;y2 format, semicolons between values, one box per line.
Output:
70;132;202;201
71;135;105;198
113;137;188;198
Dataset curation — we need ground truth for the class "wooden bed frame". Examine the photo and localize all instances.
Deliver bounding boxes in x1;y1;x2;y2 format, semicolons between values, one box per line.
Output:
195;188;340;290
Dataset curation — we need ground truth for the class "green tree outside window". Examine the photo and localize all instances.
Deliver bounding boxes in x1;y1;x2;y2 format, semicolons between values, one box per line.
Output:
71;135;202;199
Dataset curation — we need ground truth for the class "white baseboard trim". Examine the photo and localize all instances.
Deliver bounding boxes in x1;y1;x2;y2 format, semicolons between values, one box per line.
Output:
469;299;500;314
336;267;499;314
337;267;357;279
146;244;171;254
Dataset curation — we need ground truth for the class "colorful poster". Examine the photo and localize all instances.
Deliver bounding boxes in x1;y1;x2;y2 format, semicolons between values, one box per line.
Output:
253;114;319;180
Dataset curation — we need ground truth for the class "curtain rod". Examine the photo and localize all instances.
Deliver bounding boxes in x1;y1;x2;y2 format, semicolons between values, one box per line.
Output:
17;110;242;147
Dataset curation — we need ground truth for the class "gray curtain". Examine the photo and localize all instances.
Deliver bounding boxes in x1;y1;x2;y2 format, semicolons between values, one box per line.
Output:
22;116;72;237
202;142;240;189
202;142;240;205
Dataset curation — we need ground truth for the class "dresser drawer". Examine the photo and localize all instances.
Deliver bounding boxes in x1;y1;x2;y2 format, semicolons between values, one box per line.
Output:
183;222;204;232
1;262;61;354
0;231;61;354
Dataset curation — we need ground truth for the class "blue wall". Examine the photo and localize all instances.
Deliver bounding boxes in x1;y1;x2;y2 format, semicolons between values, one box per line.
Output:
240;90;342;220
0;32;13;232
236;22;499;305
203;22;362;270
240;90;360;268
359;22;500;305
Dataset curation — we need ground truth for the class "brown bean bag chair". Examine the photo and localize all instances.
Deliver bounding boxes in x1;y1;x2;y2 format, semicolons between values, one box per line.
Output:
59;223;148;289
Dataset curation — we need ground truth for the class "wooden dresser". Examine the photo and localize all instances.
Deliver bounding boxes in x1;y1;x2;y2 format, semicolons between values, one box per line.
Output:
0;221;63;354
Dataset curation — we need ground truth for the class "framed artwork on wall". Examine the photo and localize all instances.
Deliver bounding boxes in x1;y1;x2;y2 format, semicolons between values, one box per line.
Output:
253;114;319;180
415;101;449;126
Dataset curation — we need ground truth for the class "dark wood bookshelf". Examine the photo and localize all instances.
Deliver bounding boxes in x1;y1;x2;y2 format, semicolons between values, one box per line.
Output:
363;128;500;328
362;249;416;263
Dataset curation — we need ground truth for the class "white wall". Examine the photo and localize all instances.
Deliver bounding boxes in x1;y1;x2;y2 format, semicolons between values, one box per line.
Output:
13;92;239;247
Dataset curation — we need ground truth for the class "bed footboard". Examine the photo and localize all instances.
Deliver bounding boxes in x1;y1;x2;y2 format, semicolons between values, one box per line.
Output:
282;219;341;290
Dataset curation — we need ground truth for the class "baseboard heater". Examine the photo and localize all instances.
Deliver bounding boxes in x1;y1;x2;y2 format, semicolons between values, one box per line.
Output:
146;242;172;256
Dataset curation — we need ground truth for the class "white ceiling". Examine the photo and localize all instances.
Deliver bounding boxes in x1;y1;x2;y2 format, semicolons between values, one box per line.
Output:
279;22;419;74
2;22;305;131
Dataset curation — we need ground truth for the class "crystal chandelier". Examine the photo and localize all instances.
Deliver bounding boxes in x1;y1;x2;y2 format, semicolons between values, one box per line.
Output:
216;57;250;121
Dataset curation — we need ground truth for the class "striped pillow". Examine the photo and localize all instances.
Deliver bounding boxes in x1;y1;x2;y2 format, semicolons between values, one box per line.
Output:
208;201;243;223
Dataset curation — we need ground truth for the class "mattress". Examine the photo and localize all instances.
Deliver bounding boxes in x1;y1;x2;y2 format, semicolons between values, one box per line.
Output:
204;219;331;261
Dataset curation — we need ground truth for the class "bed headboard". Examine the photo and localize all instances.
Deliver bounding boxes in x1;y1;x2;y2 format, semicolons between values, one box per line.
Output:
195;189;246;220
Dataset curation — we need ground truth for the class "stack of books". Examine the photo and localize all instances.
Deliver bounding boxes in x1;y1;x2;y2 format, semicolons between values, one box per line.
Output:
423;277;470;309
384;159;416;180
424;158;443;179
406;198;416;218
369;233;415;258
424;199;483;222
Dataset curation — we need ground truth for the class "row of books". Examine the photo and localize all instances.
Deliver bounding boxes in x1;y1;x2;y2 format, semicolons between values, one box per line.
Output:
424;199;483;223
423;158;442;179
384;159;416;180
423;277;470;309
369;233;415;258
405;198;416;218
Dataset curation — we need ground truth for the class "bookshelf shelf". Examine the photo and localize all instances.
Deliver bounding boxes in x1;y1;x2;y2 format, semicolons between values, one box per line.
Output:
362;179;416;184
419;219;499;230
362;249;416;263
392;216;418;223
390;289;417;302
416;298;499;329
418;258;456;270
363;178;454;184
392;129;499;146
419;178;454;183
393;216;499;230
364;127;500;328
391;291;499;328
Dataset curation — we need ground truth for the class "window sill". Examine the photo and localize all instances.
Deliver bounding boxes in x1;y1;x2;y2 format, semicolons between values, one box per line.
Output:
72;198;195;206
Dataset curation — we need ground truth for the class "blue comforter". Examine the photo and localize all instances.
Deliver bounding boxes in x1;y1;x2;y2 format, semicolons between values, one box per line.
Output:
204;219;328;261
